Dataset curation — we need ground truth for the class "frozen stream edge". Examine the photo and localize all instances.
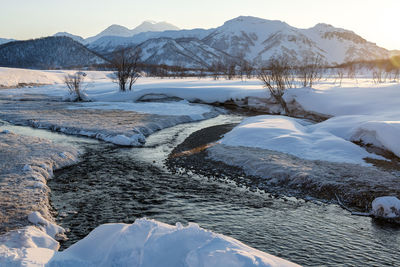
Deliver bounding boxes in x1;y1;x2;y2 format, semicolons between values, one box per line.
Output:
0;129;79;254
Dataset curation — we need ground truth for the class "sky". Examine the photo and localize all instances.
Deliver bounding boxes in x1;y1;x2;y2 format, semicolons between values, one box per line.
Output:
1;0;399;50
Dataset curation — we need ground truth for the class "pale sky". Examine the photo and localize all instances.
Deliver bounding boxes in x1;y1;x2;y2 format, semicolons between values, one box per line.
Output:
1;0;399;50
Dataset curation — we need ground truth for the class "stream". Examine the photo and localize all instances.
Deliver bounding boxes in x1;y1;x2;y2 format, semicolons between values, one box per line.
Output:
2;116;400;266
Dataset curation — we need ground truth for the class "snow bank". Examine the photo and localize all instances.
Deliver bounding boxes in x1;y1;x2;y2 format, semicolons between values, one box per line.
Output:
0;130;78;239
219;115;383;165
286;84;400;117
0;100;220;146
372;196;400;219
68;100;214;120
0;67;111;87
0;219;297;267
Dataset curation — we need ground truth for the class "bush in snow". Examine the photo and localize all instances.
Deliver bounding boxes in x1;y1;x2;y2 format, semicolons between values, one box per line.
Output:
258;56;294;115
296;55;324;88
64;72;88;102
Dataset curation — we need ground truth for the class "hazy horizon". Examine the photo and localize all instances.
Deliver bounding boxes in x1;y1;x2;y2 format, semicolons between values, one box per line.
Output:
1;0;399;50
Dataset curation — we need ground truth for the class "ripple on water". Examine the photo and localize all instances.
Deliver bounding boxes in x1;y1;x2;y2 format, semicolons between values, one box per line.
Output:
49;142;400;266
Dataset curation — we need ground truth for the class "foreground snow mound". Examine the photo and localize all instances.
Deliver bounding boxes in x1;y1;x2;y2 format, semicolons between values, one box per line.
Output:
48;219;297;267
372;196;400;219
219;115;382;165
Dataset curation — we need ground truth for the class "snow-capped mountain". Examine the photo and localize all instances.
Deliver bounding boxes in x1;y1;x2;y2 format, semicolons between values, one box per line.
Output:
88;28;212;54
137;37;233;69
89;16;390;67
0;37;106;69
85;21;180;44
0;16;391;69
202;16;389;65
301;23;388;65
53;32;85;43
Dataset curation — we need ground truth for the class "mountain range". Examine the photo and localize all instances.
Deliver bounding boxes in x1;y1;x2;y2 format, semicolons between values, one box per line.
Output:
0;16;393;69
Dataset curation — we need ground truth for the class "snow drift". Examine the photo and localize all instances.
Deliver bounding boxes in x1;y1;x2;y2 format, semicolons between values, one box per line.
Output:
0;219;298;267
218;115;383;166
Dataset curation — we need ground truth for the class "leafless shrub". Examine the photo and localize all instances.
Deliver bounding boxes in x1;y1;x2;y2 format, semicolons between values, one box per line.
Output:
210;61;224;80
64;72;86;101
297;56;323;87
335;68;344;86
258;56;295;115
372;67;385;84
110;47;142;91
346;63;359;84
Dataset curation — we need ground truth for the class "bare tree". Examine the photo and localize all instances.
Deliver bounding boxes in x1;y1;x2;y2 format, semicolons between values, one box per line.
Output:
64;72;86;101
335;68;344;86
346;63;358;84
110;47;142;91
297;56;323;87
210;61;224;80
372;67;385;84
258;56;294;115
226;62;236;80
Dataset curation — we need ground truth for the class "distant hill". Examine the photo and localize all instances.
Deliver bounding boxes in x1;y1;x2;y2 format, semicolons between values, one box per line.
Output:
53;32;85;43
85;21;180;44
0;38;14;45
0;36;107;69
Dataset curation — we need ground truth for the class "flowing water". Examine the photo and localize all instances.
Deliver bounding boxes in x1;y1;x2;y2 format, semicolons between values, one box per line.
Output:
3;117;400;266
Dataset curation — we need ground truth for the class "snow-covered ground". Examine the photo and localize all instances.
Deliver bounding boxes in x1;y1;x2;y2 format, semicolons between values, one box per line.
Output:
0;219;298;267
1;67;399;161
1;67;399;265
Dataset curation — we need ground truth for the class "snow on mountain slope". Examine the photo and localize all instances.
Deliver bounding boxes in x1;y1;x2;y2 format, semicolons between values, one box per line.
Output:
53;32;85;43
88;28;212;53
131;20;180;35
202;16;389;65
88;16;390;67
85;21;180;44
138;37;233;68
301;23;389;65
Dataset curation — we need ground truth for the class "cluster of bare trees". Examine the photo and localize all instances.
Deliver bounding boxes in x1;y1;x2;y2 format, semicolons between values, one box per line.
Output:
297;56;323;87
372;61;400;84
257;55;324;115
64;72;86;102
110;47;142;91
258;56;294;114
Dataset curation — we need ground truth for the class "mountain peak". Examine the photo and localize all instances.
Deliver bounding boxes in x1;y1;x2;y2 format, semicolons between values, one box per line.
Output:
131;21;180;35
53;32;85;43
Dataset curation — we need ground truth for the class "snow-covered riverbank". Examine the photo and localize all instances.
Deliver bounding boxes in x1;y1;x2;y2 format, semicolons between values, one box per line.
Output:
0;130;78;235
0;100;220;146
